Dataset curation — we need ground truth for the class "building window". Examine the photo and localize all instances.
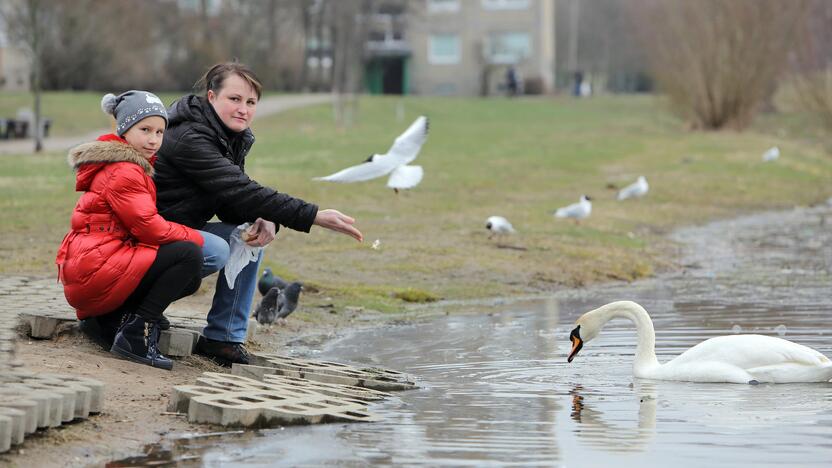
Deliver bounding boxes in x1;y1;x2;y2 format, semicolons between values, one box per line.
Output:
428;0;460;13
481;0;529;10
428;34;461;64
485;32;531;64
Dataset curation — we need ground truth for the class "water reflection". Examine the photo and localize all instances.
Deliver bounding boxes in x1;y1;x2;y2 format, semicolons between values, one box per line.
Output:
569;383;656;453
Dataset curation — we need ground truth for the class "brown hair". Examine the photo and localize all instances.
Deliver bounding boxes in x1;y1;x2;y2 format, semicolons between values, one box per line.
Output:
195;61;263;100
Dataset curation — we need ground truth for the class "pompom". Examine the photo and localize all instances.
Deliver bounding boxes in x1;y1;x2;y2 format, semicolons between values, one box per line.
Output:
101;93;118;116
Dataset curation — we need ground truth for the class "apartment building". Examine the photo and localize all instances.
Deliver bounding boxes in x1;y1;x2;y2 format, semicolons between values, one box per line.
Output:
366;0;556;96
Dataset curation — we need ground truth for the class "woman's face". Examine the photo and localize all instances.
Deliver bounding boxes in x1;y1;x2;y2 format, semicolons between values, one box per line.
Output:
122;116;166;159
207;73;258;133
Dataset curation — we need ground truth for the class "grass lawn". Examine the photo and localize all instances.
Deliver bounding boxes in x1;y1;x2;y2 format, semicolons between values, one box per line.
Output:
1;93;830;312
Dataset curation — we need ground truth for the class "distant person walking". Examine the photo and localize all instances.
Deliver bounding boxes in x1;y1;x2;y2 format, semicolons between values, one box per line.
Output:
154;61;363;367
56;91;205;370
505;66;519;97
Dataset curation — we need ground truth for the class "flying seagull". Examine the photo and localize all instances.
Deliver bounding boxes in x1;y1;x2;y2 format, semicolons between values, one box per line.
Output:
554;195;592;223
762;146;779;162
486;216;516;238
313;116;429;192
617;176;649;201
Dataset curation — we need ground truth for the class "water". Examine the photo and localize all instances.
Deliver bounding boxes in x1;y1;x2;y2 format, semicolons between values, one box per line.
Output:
119;204;832;467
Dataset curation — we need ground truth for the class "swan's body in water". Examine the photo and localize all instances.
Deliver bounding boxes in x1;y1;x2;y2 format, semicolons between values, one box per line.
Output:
567;301;832;384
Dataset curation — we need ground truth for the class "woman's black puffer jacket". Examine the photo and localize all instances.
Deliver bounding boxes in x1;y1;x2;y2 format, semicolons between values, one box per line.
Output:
154;95;318;232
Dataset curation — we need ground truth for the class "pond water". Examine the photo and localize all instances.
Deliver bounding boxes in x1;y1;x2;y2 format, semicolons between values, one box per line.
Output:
113;204;832;467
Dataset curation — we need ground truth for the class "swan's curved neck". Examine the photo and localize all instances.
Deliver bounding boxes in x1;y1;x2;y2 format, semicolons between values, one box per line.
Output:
592;302;660;373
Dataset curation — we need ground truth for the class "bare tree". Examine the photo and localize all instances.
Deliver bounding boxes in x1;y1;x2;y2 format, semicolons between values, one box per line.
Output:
634;0;807;130
329;0;371;127
791;0;832;130
1;0;50;152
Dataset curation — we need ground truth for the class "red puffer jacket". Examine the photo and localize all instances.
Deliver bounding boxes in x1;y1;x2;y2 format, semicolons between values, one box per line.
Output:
56;134;204;319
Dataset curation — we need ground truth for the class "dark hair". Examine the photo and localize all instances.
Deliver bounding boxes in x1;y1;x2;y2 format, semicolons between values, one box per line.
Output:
195;61;263;100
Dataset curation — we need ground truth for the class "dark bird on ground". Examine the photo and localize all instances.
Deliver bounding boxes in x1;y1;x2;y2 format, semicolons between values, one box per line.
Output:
276;282;304;320
258;268;287;296
252;286;280;324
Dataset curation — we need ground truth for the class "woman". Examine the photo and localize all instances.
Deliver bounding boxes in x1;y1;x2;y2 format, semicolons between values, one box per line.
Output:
154;62;363;367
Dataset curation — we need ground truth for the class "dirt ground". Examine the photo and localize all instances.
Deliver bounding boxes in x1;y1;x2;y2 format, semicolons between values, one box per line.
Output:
0;296;391;468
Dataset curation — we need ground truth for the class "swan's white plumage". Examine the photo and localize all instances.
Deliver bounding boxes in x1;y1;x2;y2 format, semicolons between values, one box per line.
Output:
571;301;832;384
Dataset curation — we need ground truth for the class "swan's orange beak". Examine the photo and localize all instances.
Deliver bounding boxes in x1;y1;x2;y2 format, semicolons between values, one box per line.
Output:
567;326;583;363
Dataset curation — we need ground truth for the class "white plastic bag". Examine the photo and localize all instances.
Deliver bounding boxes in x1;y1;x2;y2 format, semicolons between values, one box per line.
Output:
224;223;263;289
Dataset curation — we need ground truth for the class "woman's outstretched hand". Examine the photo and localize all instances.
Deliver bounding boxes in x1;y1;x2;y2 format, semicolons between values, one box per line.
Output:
314;209;363;242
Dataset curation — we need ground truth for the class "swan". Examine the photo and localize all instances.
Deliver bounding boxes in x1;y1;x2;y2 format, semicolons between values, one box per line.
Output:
567;301;832;384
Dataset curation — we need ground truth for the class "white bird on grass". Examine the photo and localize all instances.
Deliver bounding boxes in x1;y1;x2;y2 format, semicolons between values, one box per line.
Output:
762;146;780;162
617;176;649;201
313;116;429;193
554;195;592;223
567;301;832;384
486;216;515;238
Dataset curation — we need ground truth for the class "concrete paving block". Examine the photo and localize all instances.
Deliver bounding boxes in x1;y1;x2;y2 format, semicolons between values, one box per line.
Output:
250;353;417;391
0;398;38;434
246;319;257;341
167;385;227;414
0;389;51;429
38;373;105;414
0;407;25;446
19;382;76;422
187;390;378;428
2;384;62;428
231;363;278;381
158;328;195;357
0;415;11;454
18;313;65;339
200;371;388;403
26;380;91;419
261;374;391;402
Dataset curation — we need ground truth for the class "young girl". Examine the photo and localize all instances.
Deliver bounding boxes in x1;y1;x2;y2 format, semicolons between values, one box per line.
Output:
56;90;204;370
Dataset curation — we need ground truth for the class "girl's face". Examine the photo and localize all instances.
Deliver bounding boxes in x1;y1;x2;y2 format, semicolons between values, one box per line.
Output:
122;116;166;159
207;73;258;133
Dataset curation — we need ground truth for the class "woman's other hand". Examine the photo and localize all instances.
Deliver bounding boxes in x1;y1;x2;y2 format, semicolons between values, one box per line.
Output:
313;209;363;242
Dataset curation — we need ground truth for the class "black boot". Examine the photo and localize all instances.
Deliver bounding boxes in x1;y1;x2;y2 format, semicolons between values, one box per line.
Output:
110;314;173;370
79;310;126;350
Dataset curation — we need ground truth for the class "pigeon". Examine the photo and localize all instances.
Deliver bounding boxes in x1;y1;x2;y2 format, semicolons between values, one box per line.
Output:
252;286;280;324
313;116;429;192
762;146;779;162
617;176;649;201
258;268;287;296
554;195;592;223
486;216;515;238
276;282;304;320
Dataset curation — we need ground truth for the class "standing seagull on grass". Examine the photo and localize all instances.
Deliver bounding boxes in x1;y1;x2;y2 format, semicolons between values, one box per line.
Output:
486;216;516;239
762;146;780;162
314;116;429;193
554;195;592;224
617;176;649;201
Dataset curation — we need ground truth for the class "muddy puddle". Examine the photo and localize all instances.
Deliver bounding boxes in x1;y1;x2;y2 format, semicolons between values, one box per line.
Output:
112;204;832;467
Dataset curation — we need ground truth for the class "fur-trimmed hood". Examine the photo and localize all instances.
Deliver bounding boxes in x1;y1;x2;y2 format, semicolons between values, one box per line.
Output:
68;135;154;177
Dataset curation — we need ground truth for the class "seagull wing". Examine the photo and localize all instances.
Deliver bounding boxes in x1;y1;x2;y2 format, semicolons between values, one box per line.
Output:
313;158;395;183
385;116;429;165
387;164;423;190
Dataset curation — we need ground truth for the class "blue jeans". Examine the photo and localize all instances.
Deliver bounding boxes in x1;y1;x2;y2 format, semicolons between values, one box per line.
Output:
198;222;262;343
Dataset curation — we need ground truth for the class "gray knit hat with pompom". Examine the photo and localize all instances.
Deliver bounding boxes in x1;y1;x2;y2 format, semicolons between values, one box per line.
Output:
101;90;168;136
